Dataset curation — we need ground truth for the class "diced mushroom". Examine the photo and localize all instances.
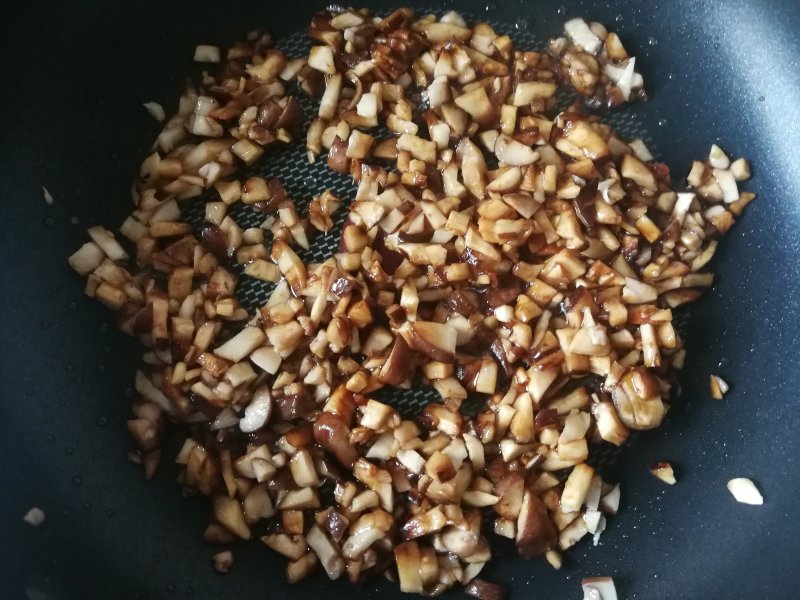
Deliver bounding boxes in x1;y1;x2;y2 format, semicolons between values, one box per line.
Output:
516;491;557;558
143;102;166;122
730;158;751;181
611;368;665;430
454;87;495;128
398;321;457;362
561;464;595;512
464;579;507;600
308;46;336;74
87;226;129;262
620;153;656;191
69;242;105;275
353;458;393;511
600;484;621;515
727;478;763;505
23;507;46;527
395;541;423;594
211;550;234;573
307;526;344;579
581;577;618;600
194;45;221;63
592;402;629;446
343;509;392;559
239;385;272;432
286;553;317;583
212;496;250;540
650;461;677;485
709;374;729;399
262;533;307;561
215;327;265;362
494;135;539;166
564;18;602;54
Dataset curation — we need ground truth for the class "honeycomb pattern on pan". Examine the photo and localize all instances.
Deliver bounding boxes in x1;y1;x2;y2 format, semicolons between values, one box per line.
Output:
184;16;659;473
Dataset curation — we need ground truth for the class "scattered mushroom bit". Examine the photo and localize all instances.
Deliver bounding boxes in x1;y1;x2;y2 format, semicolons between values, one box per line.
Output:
727;478;763;505
465;578;508;600
650;461;676;485
709;374;729;400
582;576;618;600
552;19;645;108
68;7;758;597
143;101;166;123
23;507;46;527
212;549;234;573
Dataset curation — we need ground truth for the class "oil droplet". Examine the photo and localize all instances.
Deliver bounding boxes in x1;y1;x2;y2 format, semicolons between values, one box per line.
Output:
758;95;765;102
97;364;105;373
91;452;101;460
65;447;74;456
166;584;177;594
96;416;109;427
74;377;83;385
42;216;56;228
82;501;92;510
40;320;50;329
615;14;623;22
658;118;669;127
71;476;83;487
648;36;658;46
667;72;675;80
123;388;134;400
68;301;77;310
556;6;566;16
484;2;497;11
184;588;194;597
99;322;110;333
514;17;528;31
66;363;75;373
713;42;720;49
718;357;731;368
70;216;80;225
45;434;56;444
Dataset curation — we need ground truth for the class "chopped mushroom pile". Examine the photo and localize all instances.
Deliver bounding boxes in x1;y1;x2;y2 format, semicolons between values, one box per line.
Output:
68;8;757;597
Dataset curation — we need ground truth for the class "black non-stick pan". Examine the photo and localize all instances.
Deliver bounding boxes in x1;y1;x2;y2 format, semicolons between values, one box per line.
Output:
3;0;800;598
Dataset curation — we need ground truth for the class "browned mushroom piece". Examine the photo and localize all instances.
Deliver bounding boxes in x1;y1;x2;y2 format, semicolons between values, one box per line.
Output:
313;412;359;468
611;368;666;430
494;472;525;520
211;550;234;574
516;491;557;558
465;579;508;600
377;336;412;385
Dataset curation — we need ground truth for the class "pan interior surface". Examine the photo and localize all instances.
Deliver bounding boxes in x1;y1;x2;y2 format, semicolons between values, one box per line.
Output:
2;1;799;599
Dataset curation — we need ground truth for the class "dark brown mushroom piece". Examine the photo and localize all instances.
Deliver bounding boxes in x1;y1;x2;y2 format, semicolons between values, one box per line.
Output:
465;579;507;600
516;491;557;558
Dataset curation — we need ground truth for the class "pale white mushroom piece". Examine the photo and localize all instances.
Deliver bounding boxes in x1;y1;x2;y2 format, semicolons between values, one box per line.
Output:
727;478;764;505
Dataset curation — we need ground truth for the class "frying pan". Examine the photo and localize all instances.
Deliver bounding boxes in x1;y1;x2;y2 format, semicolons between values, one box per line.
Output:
3;0;800;598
